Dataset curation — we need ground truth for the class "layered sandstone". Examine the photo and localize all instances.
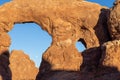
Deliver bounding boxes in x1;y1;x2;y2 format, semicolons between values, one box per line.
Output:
0;0;120;80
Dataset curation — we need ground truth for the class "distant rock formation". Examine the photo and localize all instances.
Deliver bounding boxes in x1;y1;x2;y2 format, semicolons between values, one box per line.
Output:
0;50;38;80
0;0;120;80
9;50;38;80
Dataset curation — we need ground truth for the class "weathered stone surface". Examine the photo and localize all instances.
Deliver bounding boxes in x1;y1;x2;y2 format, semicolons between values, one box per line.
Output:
0;0;111;72
9;50;38;80
37;71;95;80
0;0;120;80
0;51;11;80
100;40;120;71
0;32;11;55
38;40;120;80
108;0;120;40
80;47;102;72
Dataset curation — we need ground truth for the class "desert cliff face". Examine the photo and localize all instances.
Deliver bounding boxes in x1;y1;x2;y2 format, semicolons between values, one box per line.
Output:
0;0;120;80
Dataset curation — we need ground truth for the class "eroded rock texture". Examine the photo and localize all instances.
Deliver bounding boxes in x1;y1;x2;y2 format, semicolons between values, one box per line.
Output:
108;0;120;40
100;40;120;71
0;0;120;80
9;50;38;80
0;0;110;72
0;50;38;80
0;51;11;80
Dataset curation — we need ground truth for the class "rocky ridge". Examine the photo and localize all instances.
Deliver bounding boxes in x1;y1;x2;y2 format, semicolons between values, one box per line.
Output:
0;0;120;80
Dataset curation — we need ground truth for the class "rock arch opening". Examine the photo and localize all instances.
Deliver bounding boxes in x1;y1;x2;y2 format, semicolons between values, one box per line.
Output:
76;39;86;52
8;23;52;67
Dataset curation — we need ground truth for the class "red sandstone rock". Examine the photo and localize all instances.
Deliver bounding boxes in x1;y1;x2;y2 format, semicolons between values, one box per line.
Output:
108;0;120;40
9;50;38;80
0;0;120;80
0;0;108;72
81;47;102;72
0;32;11;55
100;40;120;71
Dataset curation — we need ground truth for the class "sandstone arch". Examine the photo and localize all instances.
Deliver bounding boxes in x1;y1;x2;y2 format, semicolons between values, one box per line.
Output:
0;0;111;75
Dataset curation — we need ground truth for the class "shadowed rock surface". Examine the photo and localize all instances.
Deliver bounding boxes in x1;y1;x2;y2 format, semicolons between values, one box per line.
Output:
0;51;11;80
0;0;120;80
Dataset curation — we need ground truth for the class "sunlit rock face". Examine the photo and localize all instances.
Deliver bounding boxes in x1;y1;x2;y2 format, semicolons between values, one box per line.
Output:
108;0;120;40
0;51;11;80
9;50;38;80
100;40;120;71
0;0;120;80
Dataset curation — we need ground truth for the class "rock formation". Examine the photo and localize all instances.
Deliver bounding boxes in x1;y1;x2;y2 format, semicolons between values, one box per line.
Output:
9;50;38;80
0;51;11;80
0;0;120;80
108;0;120;40
100;40;120;70
0;0;110;72
0;50;38;80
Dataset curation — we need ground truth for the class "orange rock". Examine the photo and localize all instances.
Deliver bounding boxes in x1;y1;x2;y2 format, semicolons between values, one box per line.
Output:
9;50;38;80
0;0;120;80
0;0;109;72
108;0;120;40
100;40;120;71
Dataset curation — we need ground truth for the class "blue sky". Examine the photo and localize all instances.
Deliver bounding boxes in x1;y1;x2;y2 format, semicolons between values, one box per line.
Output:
9;23;52;67
0;0;115;67
87;0;115;8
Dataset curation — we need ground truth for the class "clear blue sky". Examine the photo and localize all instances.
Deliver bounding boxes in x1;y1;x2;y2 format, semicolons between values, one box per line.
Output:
0;0;115;67
87;0;115;8
9;23;52;67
